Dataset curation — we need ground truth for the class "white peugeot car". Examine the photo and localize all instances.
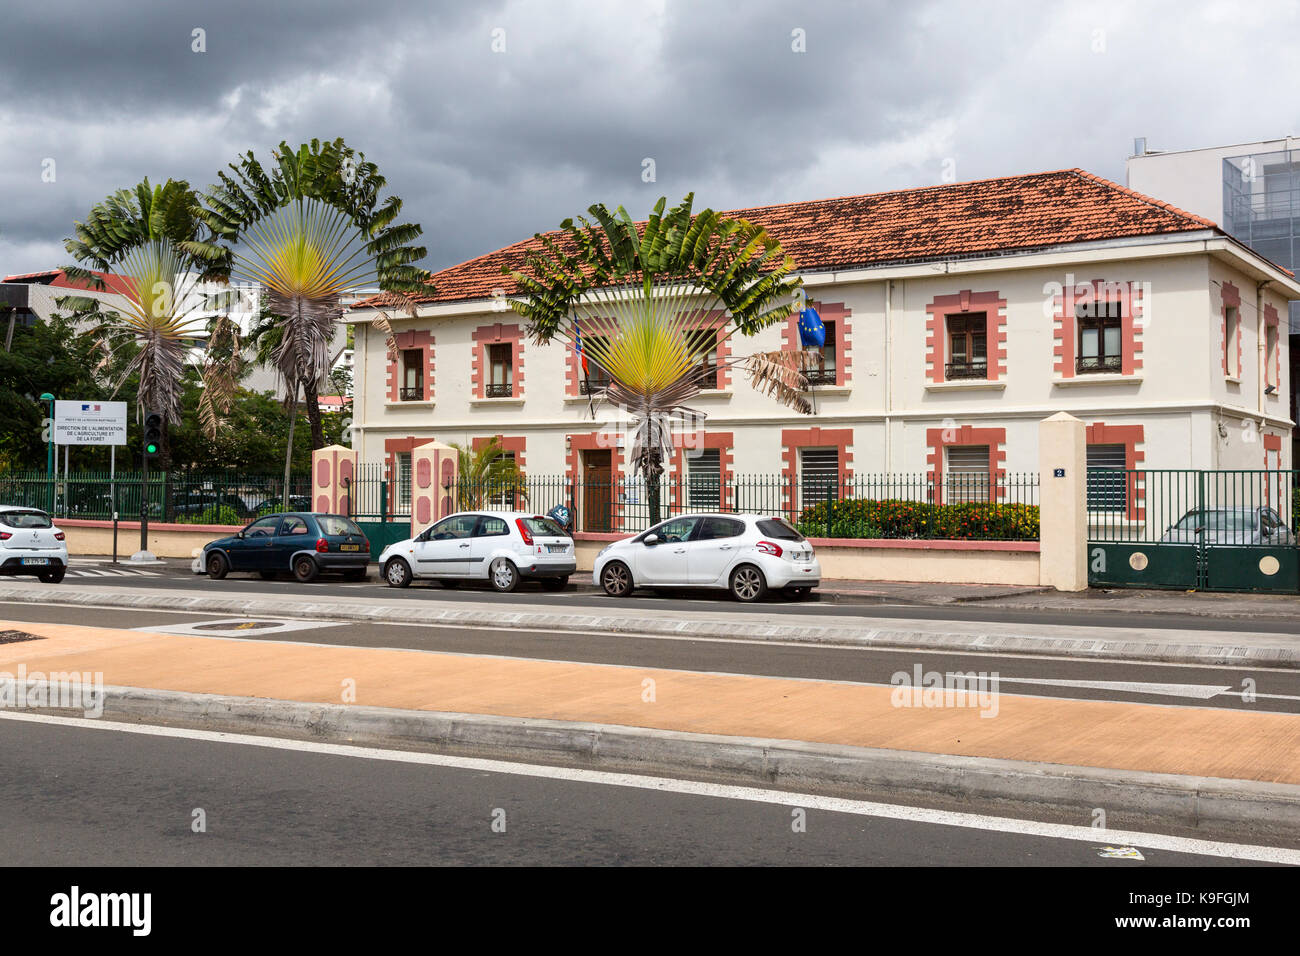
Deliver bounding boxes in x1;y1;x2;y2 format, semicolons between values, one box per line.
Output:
379;510;576;592
593;513;820;602
0;506;69;583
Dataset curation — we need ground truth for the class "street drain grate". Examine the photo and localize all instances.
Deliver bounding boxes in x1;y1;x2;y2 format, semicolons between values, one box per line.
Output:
0;630;44;644
192;621;282;632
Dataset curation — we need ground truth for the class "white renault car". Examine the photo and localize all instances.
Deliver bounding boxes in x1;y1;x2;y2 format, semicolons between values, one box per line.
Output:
0;506;69;583
593;513;820;602
379;510;576;592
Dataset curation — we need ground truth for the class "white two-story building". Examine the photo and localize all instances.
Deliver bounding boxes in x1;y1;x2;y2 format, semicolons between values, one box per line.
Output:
343;168;1300;525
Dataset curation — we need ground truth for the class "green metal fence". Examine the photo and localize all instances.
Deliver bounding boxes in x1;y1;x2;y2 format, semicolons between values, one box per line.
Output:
0;470;311;524
453;472;1040;541
1087;468;1300;592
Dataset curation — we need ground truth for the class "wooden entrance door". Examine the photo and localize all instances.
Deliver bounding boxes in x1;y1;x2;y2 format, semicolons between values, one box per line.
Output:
582;450;612;532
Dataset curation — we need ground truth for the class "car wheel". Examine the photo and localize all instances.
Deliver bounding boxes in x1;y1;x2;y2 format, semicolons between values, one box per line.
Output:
384;558;412;588
488;557;519;593
38;567;66;584
600;561;633;597
342;568;367;582
540;575;569;592
292;555;319;583
258;570;277;580
206;551;229;580
729;564;767;602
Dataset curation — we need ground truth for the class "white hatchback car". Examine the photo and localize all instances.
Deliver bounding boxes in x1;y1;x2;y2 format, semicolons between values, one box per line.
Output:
593;513;820;602
0;506;69;583
379;510;576;592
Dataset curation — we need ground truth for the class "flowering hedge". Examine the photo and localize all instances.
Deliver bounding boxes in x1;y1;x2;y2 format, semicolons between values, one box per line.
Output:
795;498;1039;541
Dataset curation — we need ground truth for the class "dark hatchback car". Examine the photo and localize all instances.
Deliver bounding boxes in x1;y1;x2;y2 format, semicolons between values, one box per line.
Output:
201;513;370;582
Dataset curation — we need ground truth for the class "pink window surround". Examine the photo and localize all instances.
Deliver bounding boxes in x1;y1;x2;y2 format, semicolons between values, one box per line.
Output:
472;434;527;471
925;290;1007;382
782;301;852;385
1221;281;1242;377
1085;422;1145;521
564;315;616;397
1052;279;1144;378
780;426;854;512
925;425;1007;505
472;323;525;398
385;330;434;402
383;436;420;515
668;431;735;511
681;308;733;390
1264;302;1281;388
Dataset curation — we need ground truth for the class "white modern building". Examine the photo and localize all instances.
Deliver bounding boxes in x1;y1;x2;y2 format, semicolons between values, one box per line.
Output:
343;169;1300;529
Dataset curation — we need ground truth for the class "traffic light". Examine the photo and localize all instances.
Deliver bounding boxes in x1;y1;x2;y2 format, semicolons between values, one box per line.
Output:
143;412;163;459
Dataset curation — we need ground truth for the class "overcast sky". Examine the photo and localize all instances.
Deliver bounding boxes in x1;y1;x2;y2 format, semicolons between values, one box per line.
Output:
1;0;1297;280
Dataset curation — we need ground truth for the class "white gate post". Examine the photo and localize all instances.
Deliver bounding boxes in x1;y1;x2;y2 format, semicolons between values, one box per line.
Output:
1038;412;1088;591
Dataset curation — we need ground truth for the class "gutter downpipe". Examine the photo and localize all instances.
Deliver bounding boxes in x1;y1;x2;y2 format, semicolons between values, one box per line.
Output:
884;278;894;472
1257;280;1271;418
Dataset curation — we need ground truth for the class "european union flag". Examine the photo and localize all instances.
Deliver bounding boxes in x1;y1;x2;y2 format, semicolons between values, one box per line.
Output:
798;306;825;349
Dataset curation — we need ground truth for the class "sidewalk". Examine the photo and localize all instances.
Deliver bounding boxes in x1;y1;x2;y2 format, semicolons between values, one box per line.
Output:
4;616;1299;840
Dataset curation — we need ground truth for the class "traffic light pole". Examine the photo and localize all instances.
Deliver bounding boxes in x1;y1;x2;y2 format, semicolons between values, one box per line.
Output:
131;409;163;563
139;449;149;554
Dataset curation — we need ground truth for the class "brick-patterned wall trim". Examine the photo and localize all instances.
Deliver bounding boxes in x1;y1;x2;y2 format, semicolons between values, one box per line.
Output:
1052;278;1143;378
780;426;854;512
925;425;1007;505
924;290;1008;382
782;301;853;385
471;322;525;399
668;431;735;510
386;330;434;402
472;434;527;472
1085;421;1146;521
1264;302;1281;387
1220;280;1242;377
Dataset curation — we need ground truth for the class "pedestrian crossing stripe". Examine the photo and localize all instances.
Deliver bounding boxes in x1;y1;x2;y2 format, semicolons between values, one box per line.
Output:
64;569;161;578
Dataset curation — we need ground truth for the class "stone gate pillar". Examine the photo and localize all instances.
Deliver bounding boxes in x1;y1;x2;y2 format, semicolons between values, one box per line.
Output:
312;444;358;516
410;440;458;537
1038;412;1087;591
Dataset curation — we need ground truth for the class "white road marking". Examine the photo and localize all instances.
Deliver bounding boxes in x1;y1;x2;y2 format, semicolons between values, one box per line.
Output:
994;677;1233;699
0;709;1294;865
128;618;343;638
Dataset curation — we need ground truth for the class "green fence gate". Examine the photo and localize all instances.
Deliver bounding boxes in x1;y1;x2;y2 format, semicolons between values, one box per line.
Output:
1087;468;1300;593
346;461;411;560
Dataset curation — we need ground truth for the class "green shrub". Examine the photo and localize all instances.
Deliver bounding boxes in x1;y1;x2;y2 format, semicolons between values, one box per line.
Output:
178;505;243;526
796;497;1038;541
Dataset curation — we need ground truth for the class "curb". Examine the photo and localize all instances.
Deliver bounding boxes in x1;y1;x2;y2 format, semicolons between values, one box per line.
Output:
2;583;1297;668
28;683;1300;844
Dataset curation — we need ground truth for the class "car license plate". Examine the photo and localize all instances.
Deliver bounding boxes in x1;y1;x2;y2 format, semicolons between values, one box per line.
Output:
792;552;809;562
340;544;360;552
22;558;49;566
547;545;567;553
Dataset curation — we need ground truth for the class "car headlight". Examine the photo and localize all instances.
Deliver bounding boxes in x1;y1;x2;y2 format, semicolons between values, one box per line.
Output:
597;545;612;557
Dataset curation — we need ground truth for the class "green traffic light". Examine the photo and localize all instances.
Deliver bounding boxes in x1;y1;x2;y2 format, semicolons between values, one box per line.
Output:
146;443;159;454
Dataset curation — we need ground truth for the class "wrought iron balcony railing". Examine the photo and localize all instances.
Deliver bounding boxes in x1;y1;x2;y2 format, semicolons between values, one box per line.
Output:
485;382;514;398
398;386;425;401
944;361;988;380
1076;354;1123;374
804;367;838;386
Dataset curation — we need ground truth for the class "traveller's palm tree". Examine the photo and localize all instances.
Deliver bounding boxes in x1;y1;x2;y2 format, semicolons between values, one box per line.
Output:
506;194;817;522
60;179;240;443
189;138;432;450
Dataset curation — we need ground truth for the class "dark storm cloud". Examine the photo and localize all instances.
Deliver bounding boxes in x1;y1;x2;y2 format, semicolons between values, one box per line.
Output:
0;0;1297;279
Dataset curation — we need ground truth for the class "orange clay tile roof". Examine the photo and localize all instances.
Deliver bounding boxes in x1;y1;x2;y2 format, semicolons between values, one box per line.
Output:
348;168;1221;311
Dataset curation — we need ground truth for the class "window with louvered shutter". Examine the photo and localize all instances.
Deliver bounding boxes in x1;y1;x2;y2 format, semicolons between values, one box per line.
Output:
800;448;840;509
687;449;721;511
945;445;990;503
1086;443;1127;512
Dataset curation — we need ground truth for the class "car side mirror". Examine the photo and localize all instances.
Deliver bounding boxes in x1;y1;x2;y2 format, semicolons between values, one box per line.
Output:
235;531;245;539
643;533;660;546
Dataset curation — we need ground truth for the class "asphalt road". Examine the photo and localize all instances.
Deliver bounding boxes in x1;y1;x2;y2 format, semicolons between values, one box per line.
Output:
5;601;1297;712
36;565;1300;635
0;714;1265;866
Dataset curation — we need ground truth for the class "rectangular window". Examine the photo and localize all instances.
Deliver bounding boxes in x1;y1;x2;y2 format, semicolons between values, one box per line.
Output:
400;349;424;401
487;451;518;509
687;448;722;511
799;448;839;510
806;320;837;386
396;453;412;512
945;445;990;503
487;343;513;397
1086;443;1127;512
1077;301;1122;374
945;313;987;379
579;336;612;393
688;329;718;389
1266;323;1279;387
1224;306;1240;377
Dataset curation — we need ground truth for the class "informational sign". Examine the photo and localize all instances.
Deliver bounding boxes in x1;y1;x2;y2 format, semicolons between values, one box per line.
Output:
53;401;128;446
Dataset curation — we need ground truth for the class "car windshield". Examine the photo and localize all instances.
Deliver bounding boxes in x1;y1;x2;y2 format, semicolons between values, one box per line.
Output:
318;516;364;536
0;510;52;529
756;517;805;541
1171;510;1256;533
521;516;567;537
